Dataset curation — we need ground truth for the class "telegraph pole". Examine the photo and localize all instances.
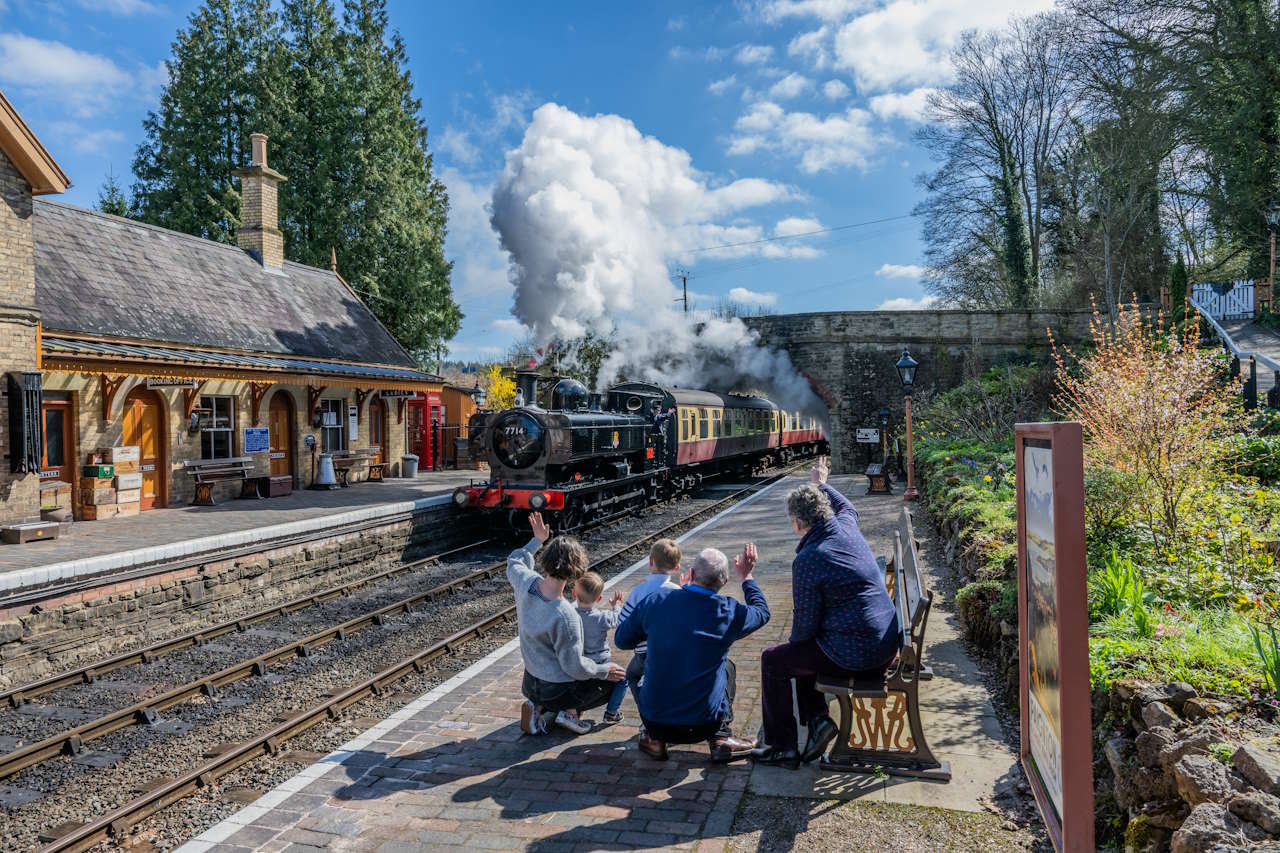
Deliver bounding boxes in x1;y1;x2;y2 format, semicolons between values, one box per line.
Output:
673;268;690;313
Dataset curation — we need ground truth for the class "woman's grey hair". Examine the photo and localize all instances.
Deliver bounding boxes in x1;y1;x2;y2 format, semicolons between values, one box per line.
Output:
689;548;730;591
788;484;833;530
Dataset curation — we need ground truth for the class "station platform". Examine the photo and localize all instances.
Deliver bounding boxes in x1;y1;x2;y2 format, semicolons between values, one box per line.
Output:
181;475;1018;852
0;470;479;592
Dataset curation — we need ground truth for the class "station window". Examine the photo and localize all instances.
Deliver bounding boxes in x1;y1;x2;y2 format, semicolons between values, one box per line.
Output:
320;398;346;453
200;395;235;459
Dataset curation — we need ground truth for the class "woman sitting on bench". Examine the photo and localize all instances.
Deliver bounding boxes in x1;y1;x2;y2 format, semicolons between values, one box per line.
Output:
751;457;901;769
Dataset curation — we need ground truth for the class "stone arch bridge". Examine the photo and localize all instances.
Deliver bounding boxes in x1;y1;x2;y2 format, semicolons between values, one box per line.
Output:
745;310;1094;473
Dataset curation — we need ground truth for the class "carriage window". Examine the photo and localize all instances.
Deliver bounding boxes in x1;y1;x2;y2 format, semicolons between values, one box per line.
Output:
680;409;688;441
699;408;709;439
712;409;722;438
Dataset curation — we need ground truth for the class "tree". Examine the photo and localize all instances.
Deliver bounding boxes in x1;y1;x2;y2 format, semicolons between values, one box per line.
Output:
1170;250;1189;320
95;168;130;217
484;364;515;410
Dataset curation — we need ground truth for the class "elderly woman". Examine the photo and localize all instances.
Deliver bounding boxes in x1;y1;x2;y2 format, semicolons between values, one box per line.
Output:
511;512;625;736
751;458;900;768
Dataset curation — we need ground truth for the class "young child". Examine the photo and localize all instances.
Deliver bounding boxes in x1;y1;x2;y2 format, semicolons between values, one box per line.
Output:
573;571;628;723
616;539;682;712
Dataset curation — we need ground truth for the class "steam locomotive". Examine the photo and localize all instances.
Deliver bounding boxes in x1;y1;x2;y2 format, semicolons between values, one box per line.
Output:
452;372;827;529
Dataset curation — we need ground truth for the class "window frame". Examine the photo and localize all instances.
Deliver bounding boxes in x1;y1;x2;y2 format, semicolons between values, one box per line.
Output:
200;395;236;460
698;408;709;439
320;398;346;453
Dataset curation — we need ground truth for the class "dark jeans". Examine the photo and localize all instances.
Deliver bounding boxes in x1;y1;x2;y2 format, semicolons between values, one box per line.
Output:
760;638;887;750
640;659;736;744
625;651;646;705
521;671;617;714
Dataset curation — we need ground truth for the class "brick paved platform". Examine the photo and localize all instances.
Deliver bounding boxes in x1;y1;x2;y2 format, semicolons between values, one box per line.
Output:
0;470;479;590
181;475;1016;852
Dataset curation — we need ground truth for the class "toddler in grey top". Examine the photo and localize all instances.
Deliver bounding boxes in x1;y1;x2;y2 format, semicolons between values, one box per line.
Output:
573;571;629;723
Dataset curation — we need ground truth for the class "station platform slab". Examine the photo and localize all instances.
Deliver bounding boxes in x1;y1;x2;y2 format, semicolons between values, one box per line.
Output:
181;475;1017;852
0;470;480;592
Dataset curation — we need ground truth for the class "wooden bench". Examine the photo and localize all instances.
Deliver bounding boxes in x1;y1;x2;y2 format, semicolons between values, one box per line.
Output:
331;449;379;487
817;507;950;780
183;457;256;506
865;462;892;495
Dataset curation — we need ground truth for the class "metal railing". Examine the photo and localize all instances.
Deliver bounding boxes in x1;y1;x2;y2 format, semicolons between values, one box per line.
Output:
1191;294;1280;409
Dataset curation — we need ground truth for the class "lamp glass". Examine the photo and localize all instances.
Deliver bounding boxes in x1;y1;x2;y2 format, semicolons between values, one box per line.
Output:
1267;201;1280;230
895;348;919;389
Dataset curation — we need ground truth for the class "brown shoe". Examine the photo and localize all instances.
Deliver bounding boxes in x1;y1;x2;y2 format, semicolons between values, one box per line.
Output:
638;729;668;761
708;734;756;763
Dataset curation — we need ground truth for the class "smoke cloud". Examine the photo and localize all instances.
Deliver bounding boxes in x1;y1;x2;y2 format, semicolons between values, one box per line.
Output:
489;103;828;417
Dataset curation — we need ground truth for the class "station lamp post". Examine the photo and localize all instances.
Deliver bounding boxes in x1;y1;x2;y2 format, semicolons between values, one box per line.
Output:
896;347;920;501
470;379;487;409
1267;201;1280;304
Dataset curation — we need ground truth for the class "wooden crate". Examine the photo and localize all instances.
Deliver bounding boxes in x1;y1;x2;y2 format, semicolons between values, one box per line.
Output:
115;501;141;518
80;504;116;521
82;464;114;479
113;460;140;475
98;446;140;463
81;476;113;491
116;488;141;504
82;487;116;506
114;472;143;490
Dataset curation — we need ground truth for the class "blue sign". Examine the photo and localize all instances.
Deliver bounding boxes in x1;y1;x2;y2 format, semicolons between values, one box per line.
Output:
244;427;270;454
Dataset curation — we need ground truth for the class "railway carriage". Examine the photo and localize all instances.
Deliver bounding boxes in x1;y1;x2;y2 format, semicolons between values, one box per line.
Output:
454;373;827;529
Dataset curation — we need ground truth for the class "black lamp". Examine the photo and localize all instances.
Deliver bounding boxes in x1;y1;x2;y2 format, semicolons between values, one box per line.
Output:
1266;201;1280;233
896;348;919;389
470;380;487;408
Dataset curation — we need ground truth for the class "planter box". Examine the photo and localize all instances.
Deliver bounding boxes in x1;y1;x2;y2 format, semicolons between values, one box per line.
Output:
114;472;143;490
81;487;116;506
1;521;60;544
115;488;141;504
82;464;114;479
115;501;140;518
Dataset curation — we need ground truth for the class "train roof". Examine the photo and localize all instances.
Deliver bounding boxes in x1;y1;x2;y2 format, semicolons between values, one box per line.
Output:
611;382;777;410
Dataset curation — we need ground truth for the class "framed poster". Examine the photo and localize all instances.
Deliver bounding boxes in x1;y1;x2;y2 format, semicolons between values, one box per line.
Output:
243;427;269;454
855;428;880;443
1015;422;1092;853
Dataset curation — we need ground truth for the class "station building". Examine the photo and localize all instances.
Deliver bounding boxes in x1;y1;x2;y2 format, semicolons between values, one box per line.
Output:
0;90;470;526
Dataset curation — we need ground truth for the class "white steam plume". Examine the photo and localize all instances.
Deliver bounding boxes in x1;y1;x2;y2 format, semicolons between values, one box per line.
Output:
490;103;828;418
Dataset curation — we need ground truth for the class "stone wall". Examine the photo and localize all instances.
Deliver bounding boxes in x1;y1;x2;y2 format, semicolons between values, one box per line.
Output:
0;501;474;689
746;310;1096;473
0;150;41;526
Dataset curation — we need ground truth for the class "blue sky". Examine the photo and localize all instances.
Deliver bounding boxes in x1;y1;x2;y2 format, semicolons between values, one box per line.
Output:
0;0;1048;360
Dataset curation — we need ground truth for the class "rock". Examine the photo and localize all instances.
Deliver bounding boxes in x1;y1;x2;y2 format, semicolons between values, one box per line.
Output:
1116;763;1179;811
1235;742;1280;797
1175;755;1236;806
1171;803;1268;853
1144;701;1183;730
0;620;22;644
1138;727;1178;769
1108;736;1137;776
1139;798;1192;831
1160;729;1216;772
1228;790;1280;834
1183;697;1237;721
1125;815;1172;853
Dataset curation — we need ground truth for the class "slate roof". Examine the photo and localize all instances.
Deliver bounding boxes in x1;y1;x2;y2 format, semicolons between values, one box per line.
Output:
32;199;419;370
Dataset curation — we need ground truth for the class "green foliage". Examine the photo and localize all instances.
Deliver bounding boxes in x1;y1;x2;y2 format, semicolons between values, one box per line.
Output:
1090;548;1154;636
916;363;1050;444
1210;742;1236;766
1169;251;1188;322
1223;434;1280;484
1249;620;1280;700
956;580;1007;649
131;0;460;357
1084;466;1141;548
1251;409;1280;437
95;169;130;218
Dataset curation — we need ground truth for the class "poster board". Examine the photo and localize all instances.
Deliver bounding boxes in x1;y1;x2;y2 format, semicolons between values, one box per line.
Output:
855;428;880;444
1015;422;1092;853
243;427;269;454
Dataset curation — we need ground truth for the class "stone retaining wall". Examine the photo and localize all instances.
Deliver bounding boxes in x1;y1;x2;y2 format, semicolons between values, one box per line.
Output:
0;504;480;690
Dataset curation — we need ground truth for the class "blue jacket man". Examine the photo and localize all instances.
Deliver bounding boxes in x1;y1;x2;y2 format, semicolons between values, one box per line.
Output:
615;543;769;763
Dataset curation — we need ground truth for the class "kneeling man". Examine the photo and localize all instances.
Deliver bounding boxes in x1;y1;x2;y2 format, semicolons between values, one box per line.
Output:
615;543;769;762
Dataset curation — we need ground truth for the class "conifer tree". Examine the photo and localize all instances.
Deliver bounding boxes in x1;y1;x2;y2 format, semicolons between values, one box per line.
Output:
96;168;130;217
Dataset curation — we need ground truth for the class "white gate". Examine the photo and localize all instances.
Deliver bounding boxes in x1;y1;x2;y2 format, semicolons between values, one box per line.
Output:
1192;280;1255;320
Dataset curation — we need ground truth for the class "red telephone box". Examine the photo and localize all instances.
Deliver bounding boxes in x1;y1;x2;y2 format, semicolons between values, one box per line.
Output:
406;392;445;470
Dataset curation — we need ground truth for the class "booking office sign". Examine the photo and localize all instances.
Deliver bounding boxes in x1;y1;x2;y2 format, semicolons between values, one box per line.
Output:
1015;422;1093;853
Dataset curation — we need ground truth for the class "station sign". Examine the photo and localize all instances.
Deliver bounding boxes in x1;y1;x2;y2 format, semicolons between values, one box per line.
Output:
379;389;415;399
855;428;880;444
147;377;199;389
1015;422;1092;853
347;404;358;437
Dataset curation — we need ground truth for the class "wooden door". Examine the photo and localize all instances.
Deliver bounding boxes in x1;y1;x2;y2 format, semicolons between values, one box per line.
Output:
370;399;387;464
268;391;294;478
122;387;166;510
40;401;73;483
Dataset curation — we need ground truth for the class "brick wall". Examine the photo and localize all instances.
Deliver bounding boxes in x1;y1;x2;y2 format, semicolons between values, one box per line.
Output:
746;310;1096;473
0;501;477;689
0;151;41;525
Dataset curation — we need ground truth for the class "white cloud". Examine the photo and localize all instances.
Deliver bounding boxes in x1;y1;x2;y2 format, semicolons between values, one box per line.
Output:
0;34;138;118
868;86;936;122
439;166;510;304
769;72;813;100
759;0;868;22
876;263;925;279
670;45;731;61
667;16;687;31
708;74;737;95
729;101;880;172
877;295;939;310
491;318;527;334
774;216;823;237
735;44;775;65
77;0;160;13
787;25;832;69
69;127;125;154
821;79;851;99
437;127;480;165
728;287;778;305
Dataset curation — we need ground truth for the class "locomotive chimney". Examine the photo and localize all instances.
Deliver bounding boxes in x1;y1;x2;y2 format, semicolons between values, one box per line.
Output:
515;371;540;409
588;393;602;412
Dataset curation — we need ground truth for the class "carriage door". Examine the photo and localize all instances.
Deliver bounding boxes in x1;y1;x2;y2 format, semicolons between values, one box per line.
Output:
40;400;72;485
122;386;166;510
268;391;294;478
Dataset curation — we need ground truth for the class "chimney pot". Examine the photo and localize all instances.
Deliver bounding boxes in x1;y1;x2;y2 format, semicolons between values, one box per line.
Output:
251;133;268;168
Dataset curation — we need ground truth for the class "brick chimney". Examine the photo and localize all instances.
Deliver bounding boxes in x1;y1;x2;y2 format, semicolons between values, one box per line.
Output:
234;133;287;270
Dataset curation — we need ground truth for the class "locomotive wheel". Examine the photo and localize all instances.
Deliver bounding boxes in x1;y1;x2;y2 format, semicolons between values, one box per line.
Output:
557;506;584;533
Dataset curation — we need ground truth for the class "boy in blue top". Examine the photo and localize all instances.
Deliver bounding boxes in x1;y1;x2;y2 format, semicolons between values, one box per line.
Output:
617;539;683;714
615;543;768;763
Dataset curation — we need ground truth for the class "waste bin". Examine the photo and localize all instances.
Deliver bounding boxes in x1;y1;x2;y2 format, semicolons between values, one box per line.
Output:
401;454;419;478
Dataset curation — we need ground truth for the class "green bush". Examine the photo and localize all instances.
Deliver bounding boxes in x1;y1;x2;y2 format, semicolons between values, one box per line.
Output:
1223;434;1280;484
956;580;1008;649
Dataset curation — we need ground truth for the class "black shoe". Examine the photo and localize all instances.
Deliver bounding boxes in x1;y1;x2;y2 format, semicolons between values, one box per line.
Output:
749;744;801;770
800;715;838;764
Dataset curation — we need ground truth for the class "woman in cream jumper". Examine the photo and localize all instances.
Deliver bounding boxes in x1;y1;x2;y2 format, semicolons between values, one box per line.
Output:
509;512;625;735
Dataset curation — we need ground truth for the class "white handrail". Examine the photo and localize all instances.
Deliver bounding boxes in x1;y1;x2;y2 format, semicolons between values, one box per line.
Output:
1190;296;1280;374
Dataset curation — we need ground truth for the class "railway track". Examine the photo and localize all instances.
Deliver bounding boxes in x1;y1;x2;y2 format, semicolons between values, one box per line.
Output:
35;467;793;853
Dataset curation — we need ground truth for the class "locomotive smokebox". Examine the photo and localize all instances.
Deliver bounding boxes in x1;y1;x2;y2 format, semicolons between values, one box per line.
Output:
515;371;540;409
